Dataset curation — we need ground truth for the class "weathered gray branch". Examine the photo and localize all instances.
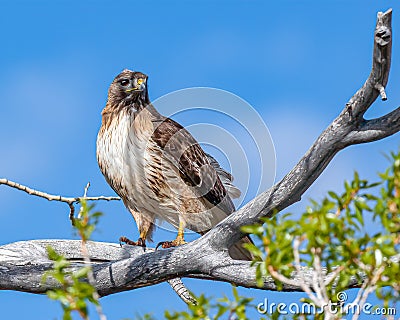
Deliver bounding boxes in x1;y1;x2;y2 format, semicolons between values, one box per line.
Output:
205;8;394;249
0;9;397;299
0;240;362;296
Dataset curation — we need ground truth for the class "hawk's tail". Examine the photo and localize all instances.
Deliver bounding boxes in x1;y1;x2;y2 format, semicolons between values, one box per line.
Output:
228;236;254;261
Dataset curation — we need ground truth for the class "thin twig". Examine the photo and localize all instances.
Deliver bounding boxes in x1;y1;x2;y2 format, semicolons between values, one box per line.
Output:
313;248;329;303
311;253;324;303
0;178;120;204
0;178;119;227
350;265;385;320
78;182;91;219
293;238;322;306
266;266;302;288
323;266;345;287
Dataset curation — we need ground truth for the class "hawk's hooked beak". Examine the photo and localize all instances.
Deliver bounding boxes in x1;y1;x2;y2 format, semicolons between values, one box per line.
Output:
126;78;146;93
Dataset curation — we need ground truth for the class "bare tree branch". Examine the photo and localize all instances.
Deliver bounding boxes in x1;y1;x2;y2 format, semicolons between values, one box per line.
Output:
0;178;120;225
0;9;398;299
342;106;400;144
0;240;366;296
167;278;197;305
204;8;394;250
0;178;120;208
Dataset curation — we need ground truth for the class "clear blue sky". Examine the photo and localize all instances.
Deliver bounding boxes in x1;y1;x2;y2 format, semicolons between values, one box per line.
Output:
0;1;399;319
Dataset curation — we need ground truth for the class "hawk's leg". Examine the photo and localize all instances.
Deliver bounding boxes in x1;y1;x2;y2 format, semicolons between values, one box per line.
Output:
156;221;187;249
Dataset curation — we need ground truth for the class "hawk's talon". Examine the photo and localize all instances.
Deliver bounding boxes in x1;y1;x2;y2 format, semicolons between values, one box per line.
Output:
156;238;187;250
155;241;169;250
119;236;146;248
137;237;146;247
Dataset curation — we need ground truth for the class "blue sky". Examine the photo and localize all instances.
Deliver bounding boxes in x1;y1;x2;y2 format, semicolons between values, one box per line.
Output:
0;1;399;319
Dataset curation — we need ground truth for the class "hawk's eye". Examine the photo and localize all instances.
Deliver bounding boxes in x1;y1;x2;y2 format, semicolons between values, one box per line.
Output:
119;79;130;87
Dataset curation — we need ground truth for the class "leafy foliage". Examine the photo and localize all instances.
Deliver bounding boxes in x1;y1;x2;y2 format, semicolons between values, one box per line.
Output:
241;150;400;318
43;246;98;320
72;199;103;242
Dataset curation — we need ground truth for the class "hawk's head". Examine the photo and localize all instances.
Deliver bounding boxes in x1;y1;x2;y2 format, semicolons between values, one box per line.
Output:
107;69;149;108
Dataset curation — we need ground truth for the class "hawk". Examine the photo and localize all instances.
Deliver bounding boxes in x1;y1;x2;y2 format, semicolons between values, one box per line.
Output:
96;69;253;260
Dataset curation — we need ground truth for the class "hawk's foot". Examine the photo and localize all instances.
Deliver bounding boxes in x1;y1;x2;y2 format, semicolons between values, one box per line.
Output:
156;237;186;250
119;236;146;248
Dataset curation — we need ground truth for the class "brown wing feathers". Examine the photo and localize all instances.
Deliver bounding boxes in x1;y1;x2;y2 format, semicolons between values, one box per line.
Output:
151;116;235;214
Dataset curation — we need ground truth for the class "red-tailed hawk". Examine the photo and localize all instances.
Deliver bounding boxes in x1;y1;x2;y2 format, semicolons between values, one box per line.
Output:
96;69;252;260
